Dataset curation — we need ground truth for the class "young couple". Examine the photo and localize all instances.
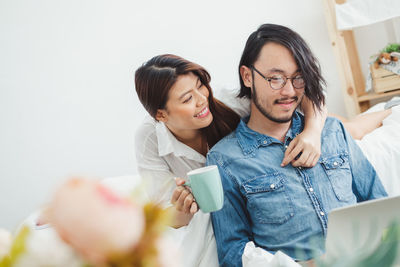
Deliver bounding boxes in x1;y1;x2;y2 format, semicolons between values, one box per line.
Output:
134;24;390;266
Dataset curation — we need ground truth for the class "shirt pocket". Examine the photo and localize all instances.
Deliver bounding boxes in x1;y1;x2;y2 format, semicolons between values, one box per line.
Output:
320;154;353;202
243;173;294;224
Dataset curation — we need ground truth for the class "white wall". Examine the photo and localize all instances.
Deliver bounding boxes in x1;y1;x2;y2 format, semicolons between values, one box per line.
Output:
0;0;346;231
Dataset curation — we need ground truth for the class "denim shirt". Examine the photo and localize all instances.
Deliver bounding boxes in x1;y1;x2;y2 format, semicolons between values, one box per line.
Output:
207;112;387;267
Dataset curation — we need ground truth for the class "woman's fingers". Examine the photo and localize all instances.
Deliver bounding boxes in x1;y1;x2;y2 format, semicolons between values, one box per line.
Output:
190;202;198;214
311;153;320;167
183;193;194;213
176;189;190;209
282;140;302;166
291;150;310;167
305;153;316;168
282;130;321;168
171;187;195;214
171;186;184;205
171;177;197;214
174;177;186;186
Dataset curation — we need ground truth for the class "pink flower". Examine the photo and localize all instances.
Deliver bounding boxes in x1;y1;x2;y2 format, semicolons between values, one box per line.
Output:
46;178;145;265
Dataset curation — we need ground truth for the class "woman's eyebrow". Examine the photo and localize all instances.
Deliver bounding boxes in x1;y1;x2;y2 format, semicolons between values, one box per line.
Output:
179;89;193;100
178;78;201;100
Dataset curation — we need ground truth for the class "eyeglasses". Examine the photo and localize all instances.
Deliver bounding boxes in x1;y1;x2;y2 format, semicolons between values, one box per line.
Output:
251;66;305;90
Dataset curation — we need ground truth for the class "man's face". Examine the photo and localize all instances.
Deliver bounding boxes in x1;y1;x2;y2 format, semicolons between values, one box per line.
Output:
245;42;305;123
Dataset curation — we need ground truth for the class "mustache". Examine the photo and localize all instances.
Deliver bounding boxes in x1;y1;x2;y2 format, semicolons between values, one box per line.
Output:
274;96;299;104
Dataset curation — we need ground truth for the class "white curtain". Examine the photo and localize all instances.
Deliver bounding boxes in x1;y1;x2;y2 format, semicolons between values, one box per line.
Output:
336;0;400;30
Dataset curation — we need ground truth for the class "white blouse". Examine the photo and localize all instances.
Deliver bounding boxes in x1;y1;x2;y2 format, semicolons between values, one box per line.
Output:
134;89;250;267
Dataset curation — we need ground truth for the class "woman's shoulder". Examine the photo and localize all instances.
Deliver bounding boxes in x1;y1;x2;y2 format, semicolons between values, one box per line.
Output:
214;87;250;118
135;116;158;149
135;115;156;135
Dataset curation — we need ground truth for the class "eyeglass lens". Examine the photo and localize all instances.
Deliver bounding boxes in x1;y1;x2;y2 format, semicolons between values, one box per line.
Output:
269;74;305;90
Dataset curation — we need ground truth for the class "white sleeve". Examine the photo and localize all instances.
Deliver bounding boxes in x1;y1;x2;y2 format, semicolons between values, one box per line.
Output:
214;87;250;118
134;121;176;208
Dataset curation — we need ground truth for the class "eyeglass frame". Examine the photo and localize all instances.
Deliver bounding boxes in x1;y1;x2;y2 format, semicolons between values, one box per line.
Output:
250;65;305;90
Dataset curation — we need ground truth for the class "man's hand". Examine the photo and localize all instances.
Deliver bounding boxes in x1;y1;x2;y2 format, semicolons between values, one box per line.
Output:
281;129;321;167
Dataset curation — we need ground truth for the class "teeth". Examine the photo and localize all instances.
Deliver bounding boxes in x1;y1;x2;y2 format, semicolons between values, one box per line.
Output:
196;107;208;117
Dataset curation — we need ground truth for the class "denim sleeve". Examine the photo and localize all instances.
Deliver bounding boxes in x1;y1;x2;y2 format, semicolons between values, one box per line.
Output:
340;121;388;201
207;151;253;267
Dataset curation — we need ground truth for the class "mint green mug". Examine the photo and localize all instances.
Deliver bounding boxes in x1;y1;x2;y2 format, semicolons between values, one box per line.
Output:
185;165;224;213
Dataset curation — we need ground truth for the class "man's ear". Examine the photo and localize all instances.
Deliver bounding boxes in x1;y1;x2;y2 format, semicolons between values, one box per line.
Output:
240;65;253;88
155;109;168;122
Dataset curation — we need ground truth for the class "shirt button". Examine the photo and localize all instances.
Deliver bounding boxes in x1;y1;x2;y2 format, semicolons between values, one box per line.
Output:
320;211;325;216
309;188;314;192
285;145;288;149
298;167;302;170
270;184;275;189
263;140;267;144
333;161;338;166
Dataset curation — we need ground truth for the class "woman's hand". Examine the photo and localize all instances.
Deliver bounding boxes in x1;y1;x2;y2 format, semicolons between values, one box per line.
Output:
281;128;321;168
171;178;198;215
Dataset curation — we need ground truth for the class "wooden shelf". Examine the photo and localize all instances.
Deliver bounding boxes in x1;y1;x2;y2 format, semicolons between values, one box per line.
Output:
358;89;400;102
323;0;400;117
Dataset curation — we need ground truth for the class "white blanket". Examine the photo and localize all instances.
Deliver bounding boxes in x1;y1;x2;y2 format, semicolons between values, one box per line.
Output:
356;105;400;196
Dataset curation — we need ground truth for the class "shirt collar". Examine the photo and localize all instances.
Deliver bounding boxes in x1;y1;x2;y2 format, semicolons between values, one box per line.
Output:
236;111;304;155
155;120;206;163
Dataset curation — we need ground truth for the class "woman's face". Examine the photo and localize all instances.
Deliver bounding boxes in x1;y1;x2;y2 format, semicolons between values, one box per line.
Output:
156;72;213;137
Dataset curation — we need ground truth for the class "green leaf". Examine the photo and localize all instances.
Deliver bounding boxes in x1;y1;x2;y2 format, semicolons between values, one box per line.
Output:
383;43;400;53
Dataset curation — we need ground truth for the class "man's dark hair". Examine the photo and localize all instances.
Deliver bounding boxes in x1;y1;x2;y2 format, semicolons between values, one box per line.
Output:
238;23;325;110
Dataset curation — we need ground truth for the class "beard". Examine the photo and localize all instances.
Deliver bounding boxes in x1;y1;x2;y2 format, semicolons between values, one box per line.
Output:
252;81;303;123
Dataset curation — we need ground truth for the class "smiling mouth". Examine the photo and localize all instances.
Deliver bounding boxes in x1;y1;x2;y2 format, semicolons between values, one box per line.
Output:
195;107;210;118
275;97;298;107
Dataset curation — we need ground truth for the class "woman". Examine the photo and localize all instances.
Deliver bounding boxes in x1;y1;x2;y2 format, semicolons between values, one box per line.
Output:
134;54;391;266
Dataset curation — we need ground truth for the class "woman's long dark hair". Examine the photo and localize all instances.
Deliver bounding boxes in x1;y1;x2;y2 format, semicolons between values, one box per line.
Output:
238;23;325;110
135;54;240;148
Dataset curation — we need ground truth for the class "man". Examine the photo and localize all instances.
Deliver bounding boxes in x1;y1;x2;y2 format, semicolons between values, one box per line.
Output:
206;24;387;266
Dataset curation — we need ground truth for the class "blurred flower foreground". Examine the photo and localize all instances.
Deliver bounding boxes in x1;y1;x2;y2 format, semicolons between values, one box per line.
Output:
0;178;180;267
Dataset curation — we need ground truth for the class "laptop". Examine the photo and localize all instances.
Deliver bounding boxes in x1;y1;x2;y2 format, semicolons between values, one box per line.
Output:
325;195;400;264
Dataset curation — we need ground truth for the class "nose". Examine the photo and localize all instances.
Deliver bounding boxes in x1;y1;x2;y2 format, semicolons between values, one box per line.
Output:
280;79;296;96
195;89;208;107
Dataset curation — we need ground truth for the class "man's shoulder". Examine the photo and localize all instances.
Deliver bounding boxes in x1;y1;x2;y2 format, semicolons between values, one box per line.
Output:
209;131;238;153
325;116;342;125
320;117;349;155
208;131;243;161
323;116;345;134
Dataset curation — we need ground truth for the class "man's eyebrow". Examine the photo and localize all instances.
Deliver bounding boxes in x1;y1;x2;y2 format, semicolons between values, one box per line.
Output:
267;68;301;75
267;68;285;74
